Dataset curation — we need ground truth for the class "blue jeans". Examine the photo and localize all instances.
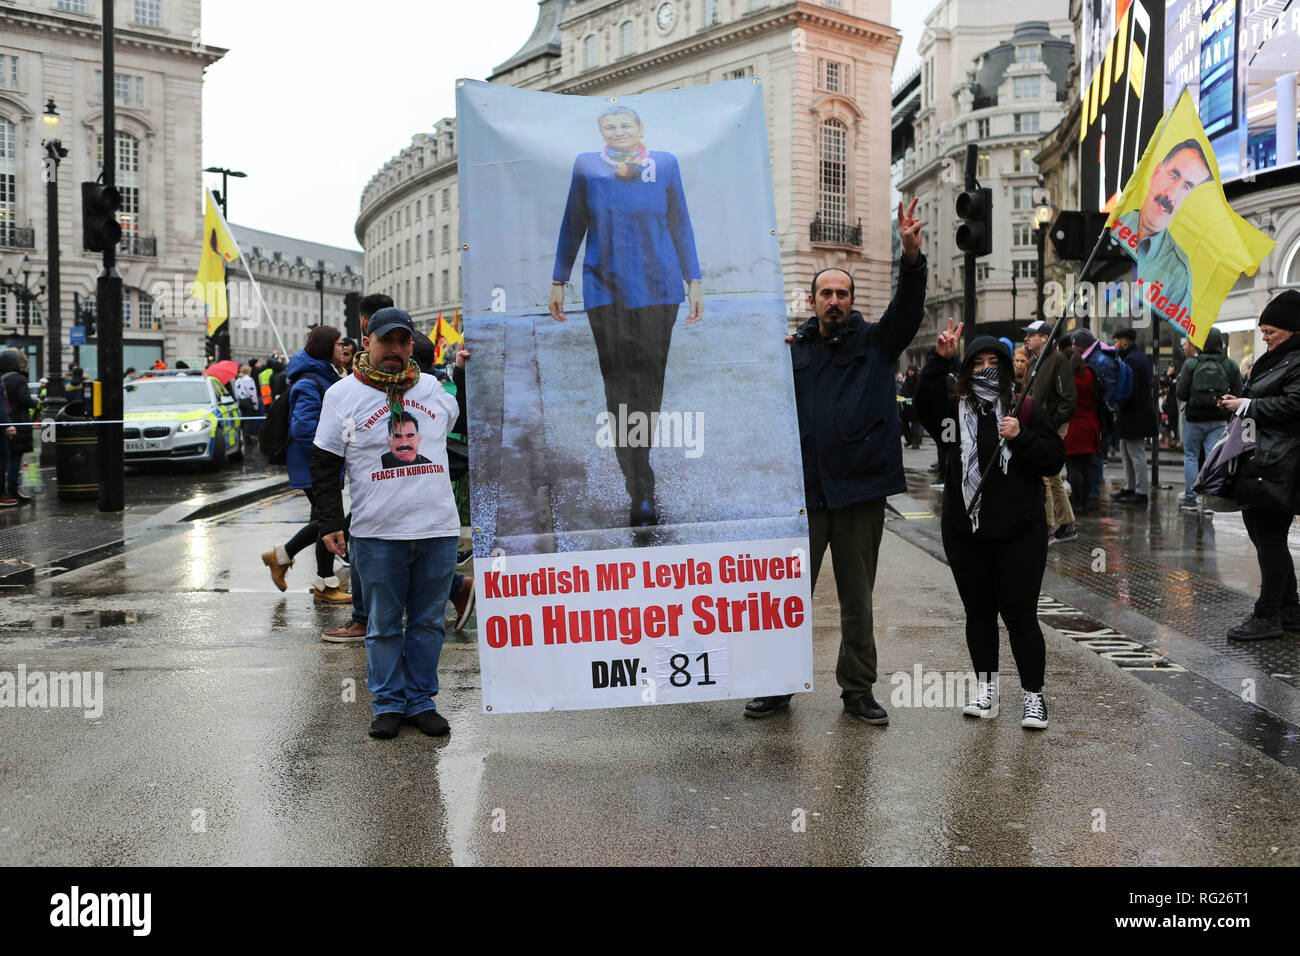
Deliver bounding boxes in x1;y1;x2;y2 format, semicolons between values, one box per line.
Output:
1183;419;1226;500
351;565;463;626
350;536;458;718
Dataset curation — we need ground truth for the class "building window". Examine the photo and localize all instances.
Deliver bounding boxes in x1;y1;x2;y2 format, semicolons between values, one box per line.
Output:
1013;260;1037;279
427;228;433;252
730;66;753;80
56;0;88;11
0;119;15;246
134;0;161;26
818;59;848;93
415;198;422;218
0;55;19;91
620;21;634;57
441;270;450;302
441;188;449;211
427;273;433;306
975;263;990;281
122;290;132;328
1013;76;1039;99
1015;44;1040;64
1013;223;1034;246
1013;186;1033;209
140;294;158;330
1013;112;1039;134
94;71;144;107
704;0;719;25
818;119;848;225
976;118;989;139
1014;148;1037;173
441;224;450;253
584;35;597;70
405;239;411;265
977;153;990;178
415;234;422;260
415;276;421;305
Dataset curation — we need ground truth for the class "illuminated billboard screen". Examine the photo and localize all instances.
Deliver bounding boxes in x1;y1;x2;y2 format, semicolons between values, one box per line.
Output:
1080;0;1166;212
1199;0;1237;138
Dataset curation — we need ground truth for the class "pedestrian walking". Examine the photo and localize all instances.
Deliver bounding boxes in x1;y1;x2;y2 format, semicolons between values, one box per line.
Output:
231;364;260;437
1061;345;1101;514
744;197;927;725
1216;291;1300;640
898;366;921;449
1176;328;1241;511
914;323;1065;729
310;307;466;739
1111;327;1157;506
0;367;15;507
260;326;348;603
1023;319;1077;542
1;349;38;503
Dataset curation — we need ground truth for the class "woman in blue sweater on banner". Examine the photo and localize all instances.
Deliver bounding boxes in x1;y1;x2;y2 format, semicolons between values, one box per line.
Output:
549;105;703;528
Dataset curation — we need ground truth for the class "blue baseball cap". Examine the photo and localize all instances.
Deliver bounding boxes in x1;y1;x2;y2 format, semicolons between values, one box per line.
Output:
367;307;415;340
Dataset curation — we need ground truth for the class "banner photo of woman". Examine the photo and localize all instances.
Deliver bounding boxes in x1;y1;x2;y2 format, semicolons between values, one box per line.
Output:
456;79;811;714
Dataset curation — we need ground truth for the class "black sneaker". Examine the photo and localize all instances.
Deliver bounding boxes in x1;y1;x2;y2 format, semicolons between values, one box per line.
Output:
1281;606;1300;633
630;498;659;527
1021;691;1048;730
1053;523;1078;543
405;709;450;736
743;694;792;718
844;693;888;725
456;548;473;570
1120;493;1149;506
1110;489;1135;501
368;712;403;739
1227;614;1284;641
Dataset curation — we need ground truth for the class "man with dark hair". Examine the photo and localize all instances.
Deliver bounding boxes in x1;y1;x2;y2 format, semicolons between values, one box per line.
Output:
1024;319;1078;542
381;412;432;467
358;293;394;336
1114;140;1213;322
744;198;927;725
1111;327;1157;506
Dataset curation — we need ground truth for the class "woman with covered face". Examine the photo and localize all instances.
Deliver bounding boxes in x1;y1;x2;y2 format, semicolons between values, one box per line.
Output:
914;321;1066;730
550;105;703;528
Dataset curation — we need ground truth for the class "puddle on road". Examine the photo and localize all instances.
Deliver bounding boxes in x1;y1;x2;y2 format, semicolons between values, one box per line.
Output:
0;610;154;630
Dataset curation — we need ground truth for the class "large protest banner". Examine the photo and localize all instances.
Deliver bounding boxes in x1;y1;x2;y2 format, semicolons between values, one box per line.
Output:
456;78;812;714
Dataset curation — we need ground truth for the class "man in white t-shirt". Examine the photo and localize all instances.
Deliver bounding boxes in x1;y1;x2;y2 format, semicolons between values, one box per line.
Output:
310;307;467;739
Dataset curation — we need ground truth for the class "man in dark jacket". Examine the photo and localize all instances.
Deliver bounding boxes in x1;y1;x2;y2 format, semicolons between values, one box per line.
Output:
1113;327;1157;505
1024;319;1077;541
744;198;927;725
1175;327;1242;508
0;349;37;502
898;366;921;448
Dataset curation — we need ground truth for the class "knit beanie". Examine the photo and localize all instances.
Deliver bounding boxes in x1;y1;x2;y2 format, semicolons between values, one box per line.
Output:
1259;289;1300;332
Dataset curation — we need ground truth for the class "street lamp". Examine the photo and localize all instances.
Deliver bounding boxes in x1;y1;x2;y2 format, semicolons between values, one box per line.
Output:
312;263;326;327
1032;189;1053;322
0;255;45;338
203;166;246;218
42;98;68;398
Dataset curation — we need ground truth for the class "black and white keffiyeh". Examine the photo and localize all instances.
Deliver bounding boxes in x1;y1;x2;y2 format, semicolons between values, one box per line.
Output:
959;367;1012;532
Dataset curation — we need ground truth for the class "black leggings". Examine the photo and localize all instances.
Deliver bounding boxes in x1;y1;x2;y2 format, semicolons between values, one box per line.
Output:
1066;454;1092;509
586;302;679;502
1241;508;1298;619
942;520;1048;692
285;488;336;578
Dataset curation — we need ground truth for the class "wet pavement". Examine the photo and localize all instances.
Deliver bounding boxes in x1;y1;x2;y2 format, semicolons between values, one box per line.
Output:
1;471;1297;865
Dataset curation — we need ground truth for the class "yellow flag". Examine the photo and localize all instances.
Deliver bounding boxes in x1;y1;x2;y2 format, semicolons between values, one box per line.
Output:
433;311;464;364
1104;90;1275;349
192;188;242;337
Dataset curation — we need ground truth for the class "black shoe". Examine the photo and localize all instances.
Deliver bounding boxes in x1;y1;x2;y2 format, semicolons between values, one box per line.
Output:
405;709;450;736
630;498;658;527
1226;613;1284;641
844;693;888;725
928;463;941;473
368;712;403;739
1110;489;1135;501
743;694;792;718
10;490;31;503
1120;493;1149;506
1281;606;1300;633
455;548;473;570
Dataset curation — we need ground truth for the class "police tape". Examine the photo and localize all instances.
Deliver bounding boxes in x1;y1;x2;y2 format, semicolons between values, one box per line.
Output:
7;417;269;427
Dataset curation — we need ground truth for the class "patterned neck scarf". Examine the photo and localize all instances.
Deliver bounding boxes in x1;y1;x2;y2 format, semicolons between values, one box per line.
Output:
601;143;649;181
353;350;420;431
959;367;1011;532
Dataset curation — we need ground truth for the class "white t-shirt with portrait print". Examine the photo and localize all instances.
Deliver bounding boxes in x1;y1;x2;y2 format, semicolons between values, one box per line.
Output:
313;374;461;541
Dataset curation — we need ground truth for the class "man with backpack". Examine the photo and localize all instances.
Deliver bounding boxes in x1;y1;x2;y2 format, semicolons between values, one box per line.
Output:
1176;328;1241;510
1071;328;1134;506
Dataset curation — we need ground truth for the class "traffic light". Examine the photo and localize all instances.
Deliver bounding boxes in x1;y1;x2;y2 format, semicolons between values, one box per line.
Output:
343;291;361;340
955;187;992;257
81;182;122;252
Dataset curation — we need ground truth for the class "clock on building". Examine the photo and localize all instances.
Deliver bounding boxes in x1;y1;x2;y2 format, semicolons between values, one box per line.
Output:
656;1;676;33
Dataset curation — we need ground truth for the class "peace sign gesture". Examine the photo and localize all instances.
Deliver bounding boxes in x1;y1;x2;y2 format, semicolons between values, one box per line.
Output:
898;197;923;262
936;316;963;359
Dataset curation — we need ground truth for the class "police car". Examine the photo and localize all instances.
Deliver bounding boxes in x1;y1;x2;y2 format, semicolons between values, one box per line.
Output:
122;370;244;470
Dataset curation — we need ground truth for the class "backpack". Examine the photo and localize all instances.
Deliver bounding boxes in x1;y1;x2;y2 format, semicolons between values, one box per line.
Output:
258;373;330;465
1186;355;1230;419
1087;349;1133;409
1111;354;1135;404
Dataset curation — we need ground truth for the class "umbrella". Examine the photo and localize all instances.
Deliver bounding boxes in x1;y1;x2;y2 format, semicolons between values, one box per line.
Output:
204;360;239;384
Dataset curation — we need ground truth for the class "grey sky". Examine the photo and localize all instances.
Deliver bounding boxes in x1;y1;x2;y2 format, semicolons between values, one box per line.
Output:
201;0;927;252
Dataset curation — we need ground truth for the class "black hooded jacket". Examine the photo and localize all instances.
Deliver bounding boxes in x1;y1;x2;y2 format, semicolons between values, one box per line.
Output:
915;338;1066;541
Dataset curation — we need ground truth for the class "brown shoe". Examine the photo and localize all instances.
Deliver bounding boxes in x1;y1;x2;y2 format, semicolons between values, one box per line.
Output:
313;580;352;604
0;495;16;507
321;620;367;643
261;548;292;592
453;575;475;630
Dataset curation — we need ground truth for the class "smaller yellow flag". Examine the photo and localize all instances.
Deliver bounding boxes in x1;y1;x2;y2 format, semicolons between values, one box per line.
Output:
192;188;243;337
1103;91;1274;349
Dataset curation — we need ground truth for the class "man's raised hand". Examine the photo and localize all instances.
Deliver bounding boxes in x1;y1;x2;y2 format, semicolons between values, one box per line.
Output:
899;197;923;262
936;317;963;359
